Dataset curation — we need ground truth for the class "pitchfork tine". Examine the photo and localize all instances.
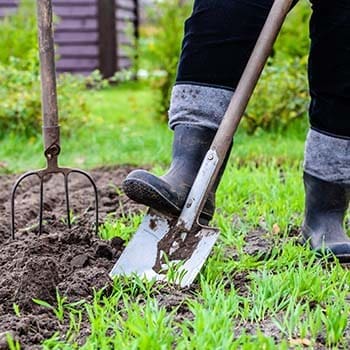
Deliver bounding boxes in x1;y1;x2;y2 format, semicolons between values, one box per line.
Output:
11;171;40;239
69;170;99;236
39;176;44;235
64;174;71;229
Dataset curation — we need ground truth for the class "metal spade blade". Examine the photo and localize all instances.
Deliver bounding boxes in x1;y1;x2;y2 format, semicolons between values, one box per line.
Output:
109;209;219;287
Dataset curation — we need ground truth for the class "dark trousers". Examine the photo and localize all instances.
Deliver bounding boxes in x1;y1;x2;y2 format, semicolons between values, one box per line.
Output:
176;0;350;138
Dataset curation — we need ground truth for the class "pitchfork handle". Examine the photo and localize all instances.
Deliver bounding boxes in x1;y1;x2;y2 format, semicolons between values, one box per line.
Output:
37;0;60;152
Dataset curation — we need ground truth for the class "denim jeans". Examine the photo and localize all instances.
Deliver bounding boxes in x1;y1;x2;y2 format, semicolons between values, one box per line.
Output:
176;0;350;138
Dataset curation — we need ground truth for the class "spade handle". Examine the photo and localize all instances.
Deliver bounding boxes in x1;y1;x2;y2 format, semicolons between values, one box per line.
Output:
178;0;295;230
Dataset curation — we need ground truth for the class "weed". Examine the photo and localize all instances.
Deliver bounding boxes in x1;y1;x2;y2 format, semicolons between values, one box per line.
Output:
99;213;144;241
5;333;21;350
33;290;85;323
12;303;21;318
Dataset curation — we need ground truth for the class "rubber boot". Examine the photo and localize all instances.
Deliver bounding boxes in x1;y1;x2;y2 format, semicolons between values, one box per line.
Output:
302;172;350;262
122;124;230;222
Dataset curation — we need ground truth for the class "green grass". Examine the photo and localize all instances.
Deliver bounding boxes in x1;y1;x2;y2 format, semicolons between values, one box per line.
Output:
0;82;172;173
0;81;306;173
3;82;350;349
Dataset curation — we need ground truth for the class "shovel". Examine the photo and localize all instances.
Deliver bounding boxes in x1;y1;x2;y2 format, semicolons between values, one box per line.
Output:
110;0;294;286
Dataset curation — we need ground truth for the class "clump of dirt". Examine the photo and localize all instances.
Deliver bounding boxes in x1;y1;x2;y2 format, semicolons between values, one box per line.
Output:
0;166;144;349
154;283;196;322
226;271;252;297
242;229;276;258
153;223;202;272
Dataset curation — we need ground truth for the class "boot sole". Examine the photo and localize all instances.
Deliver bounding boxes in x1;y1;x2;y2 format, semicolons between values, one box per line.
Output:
123;178;212;222
123;178;181;217
301;237;350;263
316;251;350;264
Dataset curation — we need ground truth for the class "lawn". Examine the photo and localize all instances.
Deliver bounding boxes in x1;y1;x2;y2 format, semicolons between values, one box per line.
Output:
1;82;349;349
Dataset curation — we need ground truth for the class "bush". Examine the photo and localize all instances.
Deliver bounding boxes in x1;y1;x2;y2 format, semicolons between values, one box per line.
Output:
138;0;192;119
0;0;38;66
0;0;92;139
274;1;311;59
243;57;309;134
242;2;311;134
0;57;90;139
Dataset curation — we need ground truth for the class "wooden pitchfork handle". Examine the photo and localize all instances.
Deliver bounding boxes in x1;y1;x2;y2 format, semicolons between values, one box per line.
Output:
37;0;61;167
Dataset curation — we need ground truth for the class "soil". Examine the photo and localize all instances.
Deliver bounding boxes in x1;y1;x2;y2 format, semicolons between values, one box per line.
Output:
0;165;341;349
0;165;144;349
153;222;202;272
154;283;196;323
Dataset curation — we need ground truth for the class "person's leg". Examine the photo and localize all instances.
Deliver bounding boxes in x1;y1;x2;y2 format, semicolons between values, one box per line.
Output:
302;1;350;260
123;0;277;221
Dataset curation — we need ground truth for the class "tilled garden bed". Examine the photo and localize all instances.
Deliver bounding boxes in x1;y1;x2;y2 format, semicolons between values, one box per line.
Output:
0;166;143;349
0;165;345;349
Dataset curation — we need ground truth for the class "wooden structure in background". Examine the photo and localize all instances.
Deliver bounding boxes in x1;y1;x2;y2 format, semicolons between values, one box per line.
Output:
0;0;139;77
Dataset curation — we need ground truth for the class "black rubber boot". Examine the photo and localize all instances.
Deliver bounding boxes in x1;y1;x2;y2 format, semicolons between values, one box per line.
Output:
302;172;350;262
122;124;229;222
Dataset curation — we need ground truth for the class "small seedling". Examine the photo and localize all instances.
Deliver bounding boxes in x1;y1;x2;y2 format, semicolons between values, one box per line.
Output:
160;252;187;285
6;333;21;350
99;214;143;241
61;209;78;226
12;303;21;318
322;303;349;346
33;289;85;323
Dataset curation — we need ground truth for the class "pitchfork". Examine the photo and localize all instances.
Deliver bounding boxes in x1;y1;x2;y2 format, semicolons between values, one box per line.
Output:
10;0;99;239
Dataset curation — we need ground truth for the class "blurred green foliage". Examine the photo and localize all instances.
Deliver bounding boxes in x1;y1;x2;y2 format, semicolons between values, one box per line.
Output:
137;0;192;120
0;0;91;139
137;0;311;133
0;0;38;66
0;69;90;140
275;0;311;59
245;0;311;134
0;58;90;139
244;57;309;134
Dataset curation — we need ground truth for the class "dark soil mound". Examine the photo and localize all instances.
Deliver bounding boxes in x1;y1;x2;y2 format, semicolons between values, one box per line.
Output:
0;166;144;349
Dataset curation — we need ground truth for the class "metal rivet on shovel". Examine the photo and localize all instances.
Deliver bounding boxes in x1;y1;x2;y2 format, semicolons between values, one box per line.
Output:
10;0;99;239
110;0;294;287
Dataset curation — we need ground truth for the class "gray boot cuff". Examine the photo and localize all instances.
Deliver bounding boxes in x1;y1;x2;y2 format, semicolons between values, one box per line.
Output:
168;84;233;130
304;129;350;185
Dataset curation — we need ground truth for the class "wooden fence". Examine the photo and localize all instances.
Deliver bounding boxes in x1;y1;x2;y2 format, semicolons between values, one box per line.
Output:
0;0;139;77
